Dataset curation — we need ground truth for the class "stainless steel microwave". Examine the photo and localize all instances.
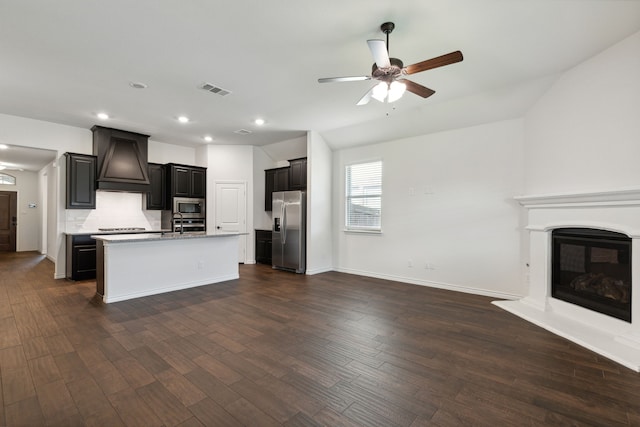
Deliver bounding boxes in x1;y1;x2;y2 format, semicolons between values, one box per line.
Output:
173;197;205;218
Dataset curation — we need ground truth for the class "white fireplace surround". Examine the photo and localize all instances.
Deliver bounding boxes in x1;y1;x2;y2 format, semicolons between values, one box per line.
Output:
493;188;640;371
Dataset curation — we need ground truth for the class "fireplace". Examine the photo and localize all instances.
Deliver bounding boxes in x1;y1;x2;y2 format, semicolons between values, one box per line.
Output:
552;228;631;322
493;189;640;371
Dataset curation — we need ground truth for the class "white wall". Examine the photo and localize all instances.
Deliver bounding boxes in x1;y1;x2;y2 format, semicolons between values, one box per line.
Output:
253;146;276;231
306;131;333;274
149;140;196;165
524;30;640;195
0;170;39;251
39;162;57;257
260;136;307;164
204;145;254;262
332;119;525;298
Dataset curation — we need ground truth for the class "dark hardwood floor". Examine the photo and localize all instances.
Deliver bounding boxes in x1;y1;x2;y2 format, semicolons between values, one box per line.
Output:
1;251;639;426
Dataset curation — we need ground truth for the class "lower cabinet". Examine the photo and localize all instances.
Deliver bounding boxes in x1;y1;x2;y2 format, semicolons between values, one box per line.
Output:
66;234;97;280
255;229;272;265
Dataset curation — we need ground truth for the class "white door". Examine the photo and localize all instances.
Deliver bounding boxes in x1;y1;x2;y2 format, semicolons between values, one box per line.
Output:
215;181;247;262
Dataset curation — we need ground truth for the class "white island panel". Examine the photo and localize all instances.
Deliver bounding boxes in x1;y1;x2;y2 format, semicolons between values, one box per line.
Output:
98;234;239;303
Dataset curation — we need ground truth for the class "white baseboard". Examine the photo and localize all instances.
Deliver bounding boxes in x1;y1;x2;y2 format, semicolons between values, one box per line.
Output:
305;266;334;275
333;267;522;300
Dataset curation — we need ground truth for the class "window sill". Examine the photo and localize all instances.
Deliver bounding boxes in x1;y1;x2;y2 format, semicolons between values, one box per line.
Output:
343;229;382;235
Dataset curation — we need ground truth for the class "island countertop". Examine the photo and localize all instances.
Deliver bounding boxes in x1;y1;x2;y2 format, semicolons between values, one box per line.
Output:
92;231;240;243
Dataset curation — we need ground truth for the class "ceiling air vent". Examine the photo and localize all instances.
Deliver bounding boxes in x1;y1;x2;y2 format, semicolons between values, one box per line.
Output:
234;129;252;135
199;82;231;96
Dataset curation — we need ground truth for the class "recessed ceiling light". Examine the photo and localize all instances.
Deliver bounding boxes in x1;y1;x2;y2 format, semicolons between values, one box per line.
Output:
129;81;148;89
178;116;189;124
204;136;213;142
0;144;8;150
96;112;109;120
254;118;265;126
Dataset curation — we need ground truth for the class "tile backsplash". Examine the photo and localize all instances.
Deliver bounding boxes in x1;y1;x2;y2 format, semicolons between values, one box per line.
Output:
65;191;162;232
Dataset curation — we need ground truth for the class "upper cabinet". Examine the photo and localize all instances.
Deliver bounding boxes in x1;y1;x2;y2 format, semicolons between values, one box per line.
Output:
65;153;97;209
190;168;207;198
264;167;289;211
264;157;306;211
144;163;167;210
167;163;207;198
288;157;307;191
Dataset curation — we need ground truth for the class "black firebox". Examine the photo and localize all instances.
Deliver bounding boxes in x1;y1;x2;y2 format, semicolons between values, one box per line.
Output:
551;228;631;322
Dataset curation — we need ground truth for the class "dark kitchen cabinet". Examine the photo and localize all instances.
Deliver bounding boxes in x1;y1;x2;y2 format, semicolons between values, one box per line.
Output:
255;229;272;265
288;157;307;190
65;152;97;209
264;167;289;211
275;167;289;192
264;169;275;211
66;234;97;280
190;168;206;198
144;163;167;210
171;165;190;197
167;164;207;198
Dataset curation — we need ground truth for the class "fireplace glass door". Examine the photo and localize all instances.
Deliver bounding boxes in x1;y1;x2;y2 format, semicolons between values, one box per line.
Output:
551;228;631;322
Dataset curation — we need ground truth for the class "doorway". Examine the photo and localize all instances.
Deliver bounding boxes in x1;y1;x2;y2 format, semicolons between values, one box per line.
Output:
214;181;247;263
0;191;17;252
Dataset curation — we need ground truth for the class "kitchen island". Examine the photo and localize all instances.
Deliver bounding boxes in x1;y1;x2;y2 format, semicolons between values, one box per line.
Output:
93;232;239;303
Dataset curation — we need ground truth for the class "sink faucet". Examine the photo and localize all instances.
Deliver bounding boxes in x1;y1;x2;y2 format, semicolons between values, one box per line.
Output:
172;212;184;234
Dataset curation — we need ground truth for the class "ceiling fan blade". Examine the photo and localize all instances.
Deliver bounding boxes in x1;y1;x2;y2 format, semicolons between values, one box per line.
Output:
318;76;371;83
404;51;463;75
356;86;375;106
367;39;391;68
402;79;436;98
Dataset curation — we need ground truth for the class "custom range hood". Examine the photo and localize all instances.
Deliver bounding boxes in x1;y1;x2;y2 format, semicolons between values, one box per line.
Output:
92;125;151;192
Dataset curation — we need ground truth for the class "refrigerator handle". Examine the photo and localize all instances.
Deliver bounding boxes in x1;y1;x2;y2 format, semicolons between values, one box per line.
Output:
281;202;287;244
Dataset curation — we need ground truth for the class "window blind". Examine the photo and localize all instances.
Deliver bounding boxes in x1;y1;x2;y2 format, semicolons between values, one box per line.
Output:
345;160;382;231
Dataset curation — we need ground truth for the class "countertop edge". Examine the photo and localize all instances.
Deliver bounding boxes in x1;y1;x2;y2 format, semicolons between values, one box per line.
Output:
93;232;243;243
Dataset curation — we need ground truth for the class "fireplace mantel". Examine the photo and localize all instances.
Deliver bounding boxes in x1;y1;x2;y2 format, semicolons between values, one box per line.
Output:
514;188;640;208
494;188;640;371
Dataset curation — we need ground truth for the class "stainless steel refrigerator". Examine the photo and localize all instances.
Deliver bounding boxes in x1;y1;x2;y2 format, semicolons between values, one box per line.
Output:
272;190;306;273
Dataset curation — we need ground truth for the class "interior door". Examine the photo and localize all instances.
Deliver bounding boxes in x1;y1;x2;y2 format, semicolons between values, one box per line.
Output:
0;191;17;252
214;182;247;262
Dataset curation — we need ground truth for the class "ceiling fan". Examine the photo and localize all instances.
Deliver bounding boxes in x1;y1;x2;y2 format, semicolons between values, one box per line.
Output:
318;22;463;105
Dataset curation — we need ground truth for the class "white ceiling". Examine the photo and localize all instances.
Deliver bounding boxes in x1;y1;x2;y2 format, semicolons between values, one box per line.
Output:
1;0;639;160
0;145;56;172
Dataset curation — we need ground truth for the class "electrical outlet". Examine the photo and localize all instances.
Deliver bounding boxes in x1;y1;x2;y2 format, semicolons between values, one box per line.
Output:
197;261;204;269
408;259;413;268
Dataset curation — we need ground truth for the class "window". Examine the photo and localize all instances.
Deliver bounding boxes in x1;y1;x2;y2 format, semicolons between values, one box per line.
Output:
345;160;382;231
0;173;16;185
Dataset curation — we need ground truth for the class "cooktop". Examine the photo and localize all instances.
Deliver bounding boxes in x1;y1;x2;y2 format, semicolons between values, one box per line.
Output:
98;227;146;232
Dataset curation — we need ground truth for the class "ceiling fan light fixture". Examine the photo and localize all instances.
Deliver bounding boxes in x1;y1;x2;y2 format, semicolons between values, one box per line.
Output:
372;82;388;102
387;81;406;103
